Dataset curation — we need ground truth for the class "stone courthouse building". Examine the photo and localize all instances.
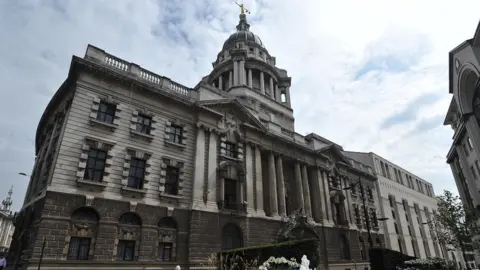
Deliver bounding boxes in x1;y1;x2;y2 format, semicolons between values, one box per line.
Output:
9;11;384;270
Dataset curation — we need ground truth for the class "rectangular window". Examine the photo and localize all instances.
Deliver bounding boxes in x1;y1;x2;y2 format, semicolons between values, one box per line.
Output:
97;101;116;124
165;166;179;195
354;205;361;224
472;165;478;179
393;168;398;182
385;164;391;179
117;240;135;261
225;142;237;158
389;196;394;208
67;237;90;260
367;187;374;200
168;125;183;144
394;223;399;234
84;149;107;182
158;242;173;261
371;208;378;227
224;179;237;210
398;172;404;185
392;210;396;220
128;158;146;189
135;114;152;134
380;161;386;177
468;137;474;150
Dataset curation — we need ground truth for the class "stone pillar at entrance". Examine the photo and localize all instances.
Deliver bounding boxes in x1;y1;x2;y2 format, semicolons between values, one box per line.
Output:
206;131;218;209
248;69;253;88
255;146;265;216
268;151;278;216
245;144;255;213
301;164;312;218
276;155;287;216
294;163;305;212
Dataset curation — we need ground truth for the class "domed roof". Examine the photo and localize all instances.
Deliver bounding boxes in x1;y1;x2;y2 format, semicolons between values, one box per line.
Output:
222;13;266;51
223;30;264;50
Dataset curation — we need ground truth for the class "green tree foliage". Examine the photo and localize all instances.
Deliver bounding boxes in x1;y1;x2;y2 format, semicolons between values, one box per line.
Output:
436;190;479;249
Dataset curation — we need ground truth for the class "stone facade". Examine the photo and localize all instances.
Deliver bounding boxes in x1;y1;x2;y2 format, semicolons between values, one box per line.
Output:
444;20;480;270
10;13;384;270
0;187;14;253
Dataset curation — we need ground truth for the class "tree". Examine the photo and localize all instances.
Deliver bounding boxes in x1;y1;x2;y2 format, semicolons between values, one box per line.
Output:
435;190;479;270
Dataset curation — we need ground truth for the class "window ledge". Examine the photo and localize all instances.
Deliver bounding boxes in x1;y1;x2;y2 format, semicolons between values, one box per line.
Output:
220;155;243;162
121;186;147;195
130;130;154;141
89;118;118;131
77;179;108;189
160;193;183;200
165;140;186;149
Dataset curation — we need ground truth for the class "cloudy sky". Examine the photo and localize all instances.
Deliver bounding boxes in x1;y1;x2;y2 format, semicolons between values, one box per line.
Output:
0;0;479;211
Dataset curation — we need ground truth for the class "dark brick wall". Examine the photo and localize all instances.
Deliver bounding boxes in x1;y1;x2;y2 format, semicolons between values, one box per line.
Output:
10;191;385;269
14;191;191;268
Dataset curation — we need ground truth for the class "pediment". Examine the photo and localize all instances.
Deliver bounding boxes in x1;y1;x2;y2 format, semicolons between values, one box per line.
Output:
197;98;267;132
316;145;351;168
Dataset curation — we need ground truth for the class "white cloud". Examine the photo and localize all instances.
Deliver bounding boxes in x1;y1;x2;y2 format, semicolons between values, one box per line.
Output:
0;0;478;210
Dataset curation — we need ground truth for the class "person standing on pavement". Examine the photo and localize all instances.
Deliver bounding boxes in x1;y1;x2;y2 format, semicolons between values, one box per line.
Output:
0;254;6;270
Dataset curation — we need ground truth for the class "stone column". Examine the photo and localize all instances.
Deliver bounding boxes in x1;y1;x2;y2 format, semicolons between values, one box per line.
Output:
248;69;253;88
239;60;246;85
285;86;291;106
275;84;280;102
276;155;287;216
268;152;278;216
310;167;323;222
193;126;206;207
343;177;355;225
206;131;218;209
260;72;265;94
233;61;238;86
269;77;275;98
218;76;223;90
255;146;265;215
322;170;333;222
245;144;255;213
229;71;233;89
301;164;313;218
294;163;305;211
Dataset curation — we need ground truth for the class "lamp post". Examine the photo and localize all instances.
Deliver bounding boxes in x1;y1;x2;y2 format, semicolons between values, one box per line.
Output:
343;177;388;248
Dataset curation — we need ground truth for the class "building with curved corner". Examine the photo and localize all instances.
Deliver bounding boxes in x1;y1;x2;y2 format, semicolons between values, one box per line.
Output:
444;19;480;269
9;11;384;270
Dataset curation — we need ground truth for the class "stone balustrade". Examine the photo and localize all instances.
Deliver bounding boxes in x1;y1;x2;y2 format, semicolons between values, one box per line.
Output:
84;45;195;99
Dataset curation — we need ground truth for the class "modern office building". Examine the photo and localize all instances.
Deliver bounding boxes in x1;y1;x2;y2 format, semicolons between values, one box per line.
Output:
9;11;384;270
0;187;15;253
444;19;480;267
344;151;475;268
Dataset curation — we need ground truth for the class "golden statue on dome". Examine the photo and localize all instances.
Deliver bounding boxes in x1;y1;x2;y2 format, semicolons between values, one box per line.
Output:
235;1;250;15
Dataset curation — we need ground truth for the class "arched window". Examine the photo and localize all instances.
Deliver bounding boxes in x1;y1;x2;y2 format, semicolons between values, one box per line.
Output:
222;224;243;250
65;207;99;260
359;236;367;260
158;217;178;262
117;213;142;261
339;234;351;260
119;213;142;226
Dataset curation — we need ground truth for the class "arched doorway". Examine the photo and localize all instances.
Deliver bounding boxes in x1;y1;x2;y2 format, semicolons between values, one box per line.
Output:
222;223;243;250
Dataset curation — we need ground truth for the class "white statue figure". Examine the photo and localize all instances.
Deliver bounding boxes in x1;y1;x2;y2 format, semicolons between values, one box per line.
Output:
175;265;181;270
300;255;311;270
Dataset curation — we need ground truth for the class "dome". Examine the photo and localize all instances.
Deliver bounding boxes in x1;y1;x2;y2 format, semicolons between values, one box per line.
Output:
222;30;264;50
222;13;266;51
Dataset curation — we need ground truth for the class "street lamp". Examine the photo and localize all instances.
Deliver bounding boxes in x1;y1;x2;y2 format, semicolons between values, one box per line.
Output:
343;177;389;247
